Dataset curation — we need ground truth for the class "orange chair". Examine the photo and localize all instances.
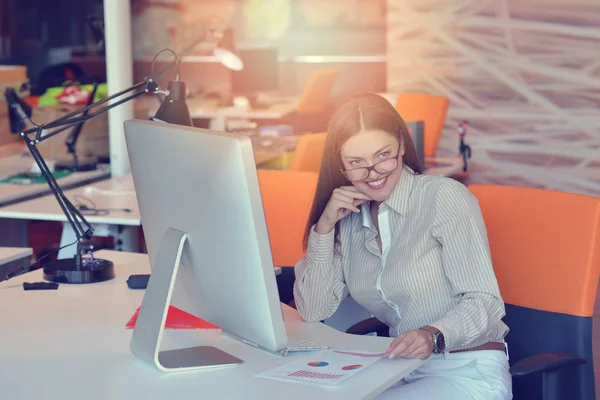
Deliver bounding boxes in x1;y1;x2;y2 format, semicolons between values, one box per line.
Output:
346;184;600;399
296;69;339;115
395;93;449;158
257;169;318;267
287;68;339;134
469;185;600;400
289;132;326;173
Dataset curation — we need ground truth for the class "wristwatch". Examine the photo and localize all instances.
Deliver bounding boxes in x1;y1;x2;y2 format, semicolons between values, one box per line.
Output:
420;326;446;354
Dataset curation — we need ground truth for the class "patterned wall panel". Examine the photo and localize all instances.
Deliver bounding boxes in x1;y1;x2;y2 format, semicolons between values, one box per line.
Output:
387;0;600;196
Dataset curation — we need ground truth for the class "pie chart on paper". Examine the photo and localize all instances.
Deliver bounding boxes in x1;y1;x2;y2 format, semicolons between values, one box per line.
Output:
341;364;363;370
307;361;329;367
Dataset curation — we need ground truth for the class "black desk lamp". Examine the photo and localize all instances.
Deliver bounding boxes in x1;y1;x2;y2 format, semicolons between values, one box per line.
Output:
4;25;242;284
152;49;192;126
5;67;183;284
213;28;244;71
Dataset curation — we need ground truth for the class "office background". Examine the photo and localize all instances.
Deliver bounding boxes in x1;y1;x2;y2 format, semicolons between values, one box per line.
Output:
3;0;597;196
0;1;599;398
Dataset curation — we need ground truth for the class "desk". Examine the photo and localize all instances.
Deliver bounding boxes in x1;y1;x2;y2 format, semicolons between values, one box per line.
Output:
0;154;110;208
0;250;422;400
0;175;283;275
0;247;32;266
0;247;33;284
0;174;141;258
145;96;298;132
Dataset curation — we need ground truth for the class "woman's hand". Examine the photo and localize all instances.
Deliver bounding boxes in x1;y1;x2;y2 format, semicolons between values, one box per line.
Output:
315;186;371;234
386;329;434;360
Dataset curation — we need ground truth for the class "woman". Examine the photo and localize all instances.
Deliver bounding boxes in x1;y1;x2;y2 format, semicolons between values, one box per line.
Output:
293;93;511;399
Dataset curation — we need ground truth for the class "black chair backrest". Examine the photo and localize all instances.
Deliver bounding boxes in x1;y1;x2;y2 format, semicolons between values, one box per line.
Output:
505;304;595;399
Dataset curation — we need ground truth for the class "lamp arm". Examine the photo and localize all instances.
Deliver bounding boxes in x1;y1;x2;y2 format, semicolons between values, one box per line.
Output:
11;79;159;265
21;79;155;143
23;130;94;242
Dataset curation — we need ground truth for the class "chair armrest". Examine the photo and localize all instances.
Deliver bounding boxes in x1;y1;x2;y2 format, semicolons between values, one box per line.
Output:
510;352;586;377
346;317;389;337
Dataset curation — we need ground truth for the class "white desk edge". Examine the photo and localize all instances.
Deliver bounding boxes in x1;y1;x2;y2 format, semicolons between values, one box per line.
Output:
0;250;422;400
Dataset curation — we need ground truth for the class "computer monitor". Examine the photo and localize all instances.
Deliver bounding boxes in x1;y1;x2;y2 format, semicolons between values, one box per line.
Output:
123;119;288;372
231;46;279;96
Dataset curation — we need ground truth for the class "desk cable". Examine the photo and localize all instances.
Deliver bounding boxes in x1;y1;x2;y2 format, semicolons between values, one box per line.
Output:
83;186;136;196
73;194;133;216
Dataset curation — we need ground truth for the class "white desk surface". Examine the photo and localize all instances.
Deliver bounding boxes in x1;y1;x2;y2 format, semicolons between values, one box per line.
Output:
0;154;110;207
0;250;421;400
0;173;140;226
0;247;32;266
144;95;298;120
187;96;298;120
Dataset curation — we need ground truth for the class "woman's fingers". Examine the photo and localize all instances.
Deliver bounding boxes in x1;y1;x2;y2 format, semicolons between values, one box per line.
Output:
336;187;372;200
335;199;360;213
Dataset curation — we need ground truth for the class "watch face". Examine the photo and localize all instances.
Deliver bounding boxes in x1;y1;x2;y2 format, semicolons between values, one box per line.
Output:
436;333;446;352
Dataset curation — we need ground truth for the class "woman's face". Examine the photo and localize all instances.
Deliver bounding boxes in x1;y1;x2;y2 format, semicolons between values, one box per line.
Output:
339;129;404;203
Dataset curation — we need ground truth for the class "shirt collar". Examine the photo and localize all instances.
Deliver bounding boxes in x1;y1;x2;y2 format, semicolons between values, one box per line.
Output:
361;202;371;228
385;166;416;216
360;166;417;228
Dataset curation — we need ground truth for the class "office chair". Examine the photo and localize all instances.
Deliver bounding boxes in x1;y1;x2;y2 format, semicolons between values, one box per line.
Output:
395;93;449;158
345;184;600;400
257;169;318;267
257;169;318;305
289;132;326;173
287;69;339;134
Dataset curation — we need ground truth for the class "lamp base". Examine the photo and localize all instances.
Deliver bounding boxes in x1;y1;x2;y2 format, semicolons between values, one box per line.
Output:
43;257;115;284
55;155;98;172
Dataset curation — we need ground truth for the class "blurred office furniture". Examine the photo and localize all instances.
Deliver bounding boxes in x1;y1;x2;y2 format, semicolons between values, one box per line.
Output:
395;93;449;158
230;46;279;109
289;132;326;173
257;169;317;268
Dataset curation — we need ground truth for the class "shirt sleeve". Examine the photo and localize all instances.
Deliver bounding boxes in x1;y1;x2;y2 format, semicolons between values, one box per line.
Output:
293;224;349;322
429;179;506;350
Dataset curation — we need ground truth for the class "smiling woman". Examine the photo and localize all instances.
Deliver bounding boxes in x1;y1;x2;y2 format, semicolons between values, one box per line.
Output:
293;93;512;399
340;130;403;201
302;93;422;249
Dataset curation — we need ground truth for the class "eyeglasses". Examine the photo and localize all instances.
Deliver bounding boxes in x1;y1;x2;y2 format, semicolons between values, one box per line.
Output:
340;145;401;182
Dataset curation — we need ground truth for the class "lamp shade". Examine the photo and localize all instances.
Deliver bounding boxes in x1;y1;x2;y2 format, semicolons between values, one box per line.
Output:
153;81;193;127
213;28;244;71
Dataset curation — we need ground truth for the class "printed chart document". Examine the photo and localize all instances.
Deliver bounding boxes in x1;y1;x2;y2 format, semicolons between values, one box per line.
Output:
257;349;388;386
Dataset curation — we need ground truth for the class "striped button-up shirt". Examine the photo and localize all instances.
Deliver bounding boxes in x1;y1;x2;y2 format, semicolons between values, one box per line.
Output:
293;167;509;351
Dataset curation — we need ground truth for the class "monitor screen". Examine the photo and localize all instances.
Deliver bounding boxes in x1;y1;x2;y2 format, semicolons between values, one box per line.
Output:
231;47;279;95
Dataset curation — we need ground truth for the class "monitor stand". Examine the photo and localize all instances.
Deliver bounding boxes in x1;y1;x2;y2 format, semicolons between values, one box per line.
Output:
129;227;243;372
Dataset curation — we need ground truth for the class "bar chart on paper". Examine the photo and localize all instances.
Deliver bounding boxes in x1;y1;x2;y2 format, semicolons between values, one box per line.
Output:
257;350;387;386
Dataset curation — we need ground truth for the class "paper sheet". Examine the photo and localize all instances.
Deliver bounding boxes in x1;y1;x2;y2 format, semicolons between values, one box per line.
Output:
256;349;387;386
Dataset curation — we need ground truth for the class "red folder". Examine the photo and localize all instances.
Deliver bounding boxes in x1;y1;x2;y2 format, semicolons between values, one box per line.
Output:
125;306;219;330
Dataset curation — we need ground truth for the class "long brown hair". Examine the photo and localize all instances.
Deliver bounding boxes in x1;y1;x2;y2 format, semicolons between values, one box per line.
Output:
302;93;423;252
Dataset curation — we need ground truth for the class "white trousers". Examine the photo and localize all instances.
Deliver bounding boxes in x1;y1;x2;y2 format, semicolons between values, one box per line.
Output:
375;349;512;399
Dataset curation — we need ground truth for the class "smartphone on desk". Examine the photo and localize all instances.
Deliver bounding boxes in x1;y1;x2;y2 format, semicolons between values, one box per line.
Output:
127;274;150;289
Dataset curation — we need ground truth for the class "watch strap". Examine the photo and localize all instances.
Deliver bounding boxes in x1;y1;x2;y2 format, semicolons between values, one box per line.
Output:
419;326;443;354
